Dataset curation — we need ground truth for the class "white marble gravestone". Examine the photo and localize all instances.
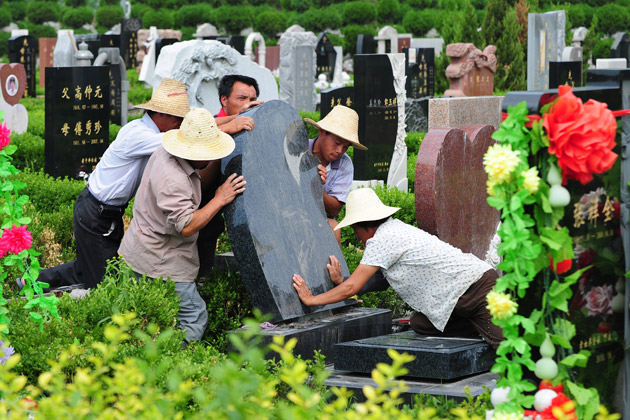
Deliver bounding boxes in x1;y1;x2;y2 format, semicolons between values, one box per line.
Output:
153;40;279;115
376;26;398;54
527;10;566;91
139;26;159;86
331;46;344;87
279;31;317;112
53;29;77;67
410;38;444;57
194;23;218;40
245;32;266;68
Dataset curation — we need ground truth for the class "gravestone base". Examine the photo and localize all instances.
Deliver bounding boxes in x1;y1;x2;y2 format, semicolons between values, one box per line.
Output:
230;306;392;363
334;331;495;380
324;369;498;404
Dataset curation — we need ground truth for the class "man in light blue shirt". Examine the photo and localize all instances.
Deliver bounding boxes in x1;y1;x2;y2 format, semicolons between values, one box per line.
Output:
33;79;191;290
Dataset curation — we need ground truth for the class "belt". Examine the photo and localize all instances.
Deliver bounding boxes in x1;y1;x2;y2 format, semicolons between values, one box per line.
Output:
85;188;127;212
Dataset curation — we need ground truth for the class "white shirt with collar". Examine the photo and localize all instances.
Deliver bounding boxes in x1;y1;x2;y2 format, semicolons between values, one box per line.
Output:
88;113;163;206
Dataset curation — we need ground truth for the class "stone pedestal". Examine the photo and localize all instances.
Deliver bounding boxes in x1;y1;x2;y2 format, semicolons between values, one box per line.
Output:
428;96;503;131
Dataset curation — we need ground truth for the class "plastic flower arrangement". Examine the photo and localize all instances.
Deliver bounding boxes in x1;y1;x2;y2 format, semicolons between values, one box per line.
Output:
0;115;58;337
483;86;620;419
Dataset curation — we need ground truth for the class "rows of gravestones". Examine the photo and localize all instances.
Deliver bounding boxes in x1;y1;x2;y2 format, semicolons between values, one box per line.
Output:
4;10;630;407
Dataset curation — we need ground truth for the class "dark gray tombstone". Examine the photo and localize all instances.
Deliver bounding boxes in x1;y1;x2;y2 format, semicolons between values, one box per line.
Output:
549;61;582;89
294;45;316;112
221;100;354;322
45;66;110;179
320;86;354;118
404;47;435;99
227;35;245;55
8;35;36;98
155;38;178;59
405;97;429;133
334;331;495;379
108;63;122;125
74;33;102;60
353;54;398;181
316;33;337;82
356;34;375;55
120;18;141;69
101;34;120;49
611;32;630;63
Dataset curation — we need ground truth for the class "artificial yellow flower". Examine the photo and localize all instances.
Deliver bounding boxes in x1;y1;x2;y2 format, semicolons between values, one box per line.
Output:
486;290;518;320
493;410;525;420
487;178;497;196
521;167;541;194
483;144;521;184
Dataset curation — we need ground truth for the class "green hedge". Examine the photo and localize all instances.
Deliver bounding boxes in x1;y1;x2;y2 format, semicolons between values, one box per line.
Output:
10;132;44;172
298;7;342;33
594;3;630;35
26;1;58;25
255;10;287;39
10;1;27;21
174;4;211;27
343;1;377;26
342;24;376;55
143;8;174;29
214;5;254;34
61;6;94;29
0;6;11;27
95;5;124;29
377;0;399;24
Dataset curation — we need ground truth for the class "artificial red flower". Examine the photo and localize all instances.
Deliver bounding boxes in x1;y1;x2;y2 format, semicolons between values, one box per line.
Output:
0;122;10;151
539;379;564;394
597;321;611;334
539;392;577;420
549;255;572;274
543;85;617;185
0;225;32;255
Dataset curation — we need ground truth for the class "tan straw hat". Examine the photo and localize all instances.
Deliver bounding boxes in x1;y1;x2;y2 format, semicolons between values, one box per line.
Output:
135;78;190;118
304;105;367;150
162;108;235;161
335;188;400;230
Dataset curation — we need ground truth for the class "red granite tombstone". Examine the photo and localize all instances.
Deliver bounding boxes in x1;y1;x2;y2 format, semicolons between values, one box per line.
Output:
260;45;280;71
415;125;499;259
0;63;26;105
398;36;410;54
39;38;56;88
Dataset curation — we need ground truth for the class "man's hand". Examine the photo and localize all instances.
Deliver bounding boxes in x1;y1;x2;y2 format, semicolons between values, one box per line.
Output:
292;274;315;305
318;164;327;185
240;100;264;113
220;116;255;134
327;255;343;285
214;173;246;207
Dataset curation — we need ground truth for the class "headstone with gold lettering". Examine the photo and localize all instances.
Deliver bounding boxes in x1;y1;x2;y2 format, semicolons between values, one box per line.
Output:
527;10;566;91
404;47;434;99
549;61;582;89
320;86;353;118
45;66;110;179
8;35;36;98
121;18;141;69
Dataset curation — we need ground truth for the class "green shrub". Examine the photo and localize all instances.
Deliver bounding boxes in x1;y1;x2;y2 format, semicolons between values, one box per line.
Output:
23;23;57;40
407;151;417;191
0;31;10;57
95;5;124;29
180;25;196;41
326;32;343;46
299;7;342;32
174;4;210;27
26;105;45;137
214;5;254;34
10;1;27;21
130;3;150;19
342;24;376;54
405;131;425;155
567;4;593;28
0;6;11;27
299;110;319;139
64;0;86;7
343;1;377;26
143;9;174;29
377;0;399;24
290;0;312;12
249;0;281;7
594;3;630;35
403;10;433;37
26;1;58;24
109;123;121;143
61;7;94;29
10;132;44;171
255;10;286;39
14;170;84;212
592;37;613;61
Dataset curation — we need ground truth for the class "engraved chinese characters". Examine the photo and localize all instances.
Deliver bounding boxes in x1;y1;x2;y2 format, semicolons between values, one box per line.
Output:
45;67;110;179
405;48;434;98
320;86;353;118
121;18;141;69
8;35;36;98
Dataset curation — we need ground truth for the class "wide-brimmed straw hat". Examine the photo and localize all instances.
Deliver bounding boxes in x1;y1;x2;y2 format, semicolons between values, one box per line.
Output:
135;78;190;118
335;188;400;230
162;108;235;161
304;105;367;150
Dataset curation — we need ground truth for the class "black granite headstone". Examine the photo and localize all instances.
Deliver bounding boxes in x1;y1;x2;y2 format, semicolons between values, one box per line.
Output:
334;331;495;380
611;32;630;63
108;64;122;125
404;47;435;99
316;33;337;82
353;54;398;181
320;86;354;118
227;35;245;55
549;61;582;89
101;34;120;49
155;38;178;59
74;33;102;59
221;100;354;322
8;35;36;98
356;34;375;55
120;18;141;69
45;66;110;179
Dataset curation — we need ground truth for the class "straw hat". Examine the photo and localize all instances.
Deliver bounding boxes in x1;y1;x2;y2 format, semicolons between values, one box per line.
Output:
162;108;235;161
304;105;367;150
335;188;400;230
135;78;190;118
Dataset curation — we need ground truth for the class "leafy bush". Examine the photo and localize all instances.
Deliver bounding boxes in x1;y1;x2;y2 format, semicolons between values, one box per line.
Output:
14;170;84;212
95;5;124;29
126;68;153;105
290;0;312;12
567;4;593;28
342;24;376;55
61;7;94;29
592;37;613;61
299;7;342;32
326;32;343;46
174;4;210;27
377;0;399;24
255;10;286;39
22;23;57;40
143;9;174;29
343;1;377;26
0;31;10;57
10;132;44;171
594;3;630;35
10;1;27;21
405;131;425;155
64;0;87;7
0;6;11;27
214;5;254;34
130;2;150;19
299;110;319;139
180;25;196;41
26;1;59;24
407;151;417;191
403;10;433;37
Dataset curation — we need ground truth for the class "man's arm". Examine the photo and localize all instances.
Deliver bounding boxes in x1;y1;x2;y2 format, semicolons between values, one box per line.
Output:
181;173;246;237
323;192;343;218
218;116;255;134
292;263;380;306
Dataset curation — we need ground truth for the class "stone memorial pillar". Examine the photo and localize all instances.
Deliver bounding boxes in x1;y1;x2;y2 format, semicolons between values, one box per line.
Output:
376;25;398;54
527;10;566;91
121;18;142;69
45;66;110;179
279;31;317;112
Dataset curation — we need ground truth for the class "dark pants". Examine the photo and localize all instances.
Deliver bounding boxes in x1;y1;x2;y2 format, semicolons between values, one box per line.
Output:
37;188;125;290
197;175;225;278
409;269;504;348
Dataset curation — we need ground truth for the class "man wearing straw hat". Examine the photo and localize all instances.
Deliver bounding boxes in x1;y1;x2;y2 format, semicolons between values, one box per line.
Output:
119;108;245;342
304;105;367;244
292;188;503;348
26;78;190;292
